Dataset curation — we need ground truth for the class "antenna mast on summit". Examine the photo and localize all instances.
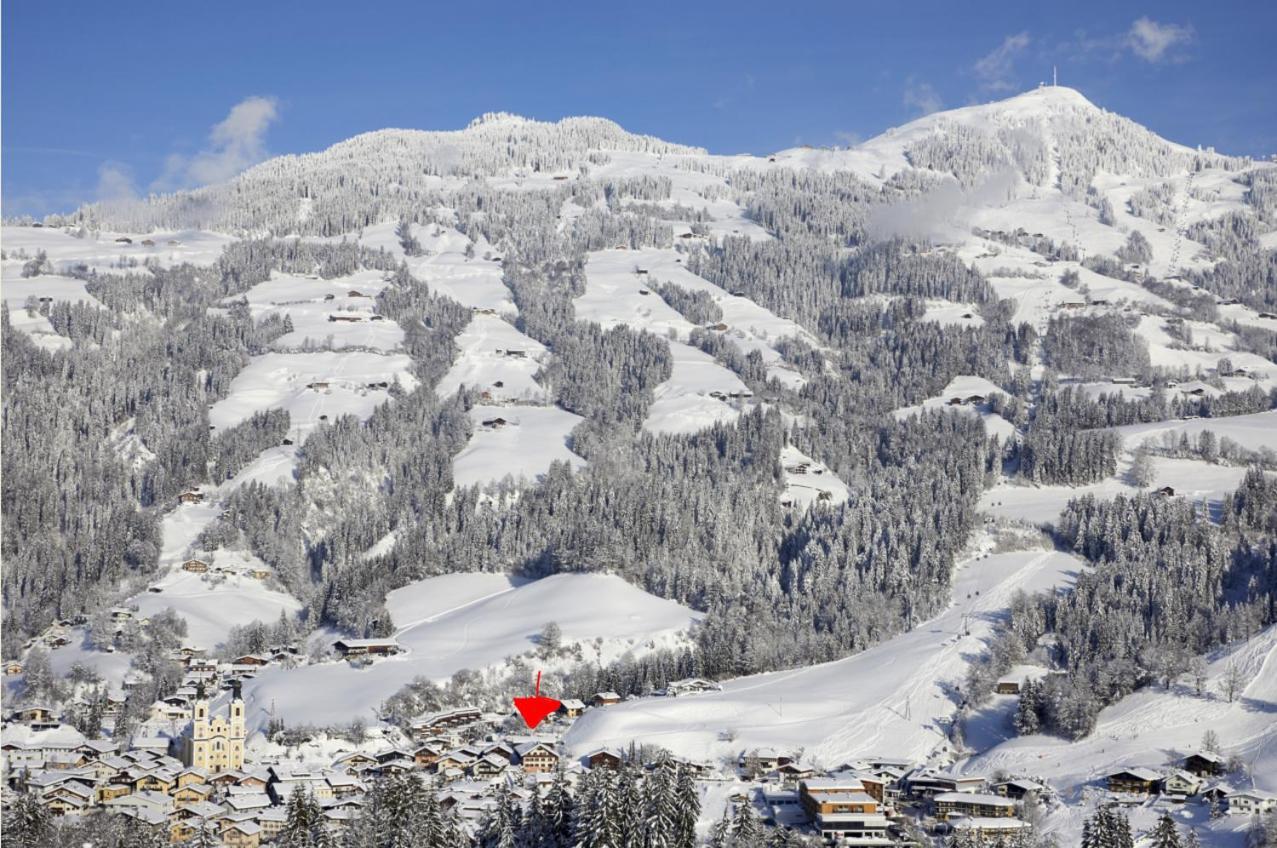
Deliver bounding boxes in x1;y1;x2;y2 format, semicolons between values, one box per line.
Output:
1053;66;1058;87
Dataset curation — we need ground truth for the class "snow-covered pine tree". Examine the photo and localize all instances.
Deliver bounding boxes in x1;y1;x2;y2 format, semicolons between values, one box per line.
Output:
1149;812;1183;848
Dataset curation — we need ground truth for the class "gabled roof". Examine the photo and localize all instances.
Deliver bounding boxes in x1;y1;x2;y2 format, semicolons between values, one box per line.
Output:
1107;767;1161;782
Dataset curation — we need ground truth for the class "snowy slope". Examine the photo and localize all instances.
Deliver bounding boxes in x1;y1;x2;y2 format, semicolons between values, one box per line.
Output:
241;573;700;730
565;548;1082;767
452;405;586;489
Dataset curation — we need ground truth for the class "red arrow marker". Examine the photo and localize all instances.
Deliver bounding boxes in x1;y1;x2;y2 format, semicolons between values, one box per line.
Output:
513;671;561;729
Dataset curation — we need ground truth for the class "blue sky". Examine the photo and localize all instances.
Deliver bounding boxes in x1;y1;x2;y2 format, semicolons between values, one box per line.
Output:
4;0;1275;217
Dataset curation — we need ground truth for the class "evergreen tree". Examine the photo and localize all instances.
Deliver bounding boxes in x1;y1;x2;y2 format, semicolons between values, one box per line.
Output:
672;766;700;848
3;791;52;848
729;801;761;846
1149;812;1183;848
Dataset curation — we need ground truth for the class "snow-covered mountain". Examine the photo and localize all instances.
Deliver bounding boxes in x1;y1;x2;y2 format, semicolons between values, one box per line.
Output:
5;85;1277;846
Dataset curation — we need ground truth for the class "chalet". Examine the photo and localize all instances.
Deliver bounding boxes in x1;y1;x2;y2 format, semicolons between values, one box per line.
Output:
1154;486;1176;497
370;315;386;321
1228;790;1277;816
328;314;364;323
593;692;621;707
798;777;892;846
772;762;816;785
405;744;440;768
220;820;262;847
1106;767;1161;795
43;782;95;816
517;742;559;773
994;679;1022;695
471;754;509;778
410;706;482;738
1163;769;1202;799
504;349;527;359
1259;312;1277;320
993;779;1043;800
739;750;791;774
10;705;58;724
141;239;155;247
1060;301;1086;310
1183;751;1225;776
182;559;209;574
481;417;509;429
907;769;987;798
4;660;23;675
307;381;330;391
953;819;1032;840
115;237;133;244
332;638;401;658
558;699;586;718
348;290;368;298
177;491;205;505
324;294;336;301
229;655;270;667
335;751;379;772
586;749;623;770
665;677;722;697
933;792;1016;820
1109;376;1137;385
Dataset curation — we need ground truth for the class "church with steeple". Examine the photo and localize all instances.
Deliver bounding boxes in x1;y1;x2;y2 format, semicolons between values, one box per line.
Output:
179;680;246;772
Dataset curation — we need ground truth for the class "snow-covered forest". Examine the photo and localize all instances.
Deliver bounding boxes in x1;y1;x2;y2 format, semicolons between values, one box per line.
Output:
3;85;1277;847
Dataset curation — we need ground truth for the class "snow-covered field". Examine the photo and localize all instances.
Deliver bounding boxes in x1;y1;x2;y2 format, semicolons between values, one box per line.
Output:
566;548;1083;767
2;225;234;273
228;270;403;353
241;573;701;730
582;248;814;389
134;570;302;649
452;405;586;489
0;267;104;351
779;445;850;509
435;314;550;402
208;350;416;439
894;375;1017;441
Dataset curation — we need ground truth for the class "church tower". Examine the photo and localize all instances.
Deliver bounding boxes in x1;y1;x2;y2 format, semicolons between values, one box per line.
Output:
183;681;246;772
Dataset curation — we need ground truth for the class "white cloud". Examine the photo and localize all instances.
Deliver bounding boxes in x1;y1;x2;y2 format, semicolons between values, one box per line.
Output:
1127;17;1193;62
151;96;279;192
974;32;1031;92
96;162;137;204
903;79;943;116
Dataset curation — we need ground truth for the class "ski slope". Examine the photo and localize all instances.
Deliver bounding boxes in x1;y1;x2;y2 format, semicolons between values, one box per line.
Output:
241;572;701;730
565;549;1083;768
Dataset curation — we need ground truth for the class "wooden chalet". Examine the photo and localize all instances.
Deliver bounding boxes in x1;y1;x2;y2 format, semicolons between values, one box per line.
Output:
516;742;559;773
177;490;205;505
182;559;209;573
592;691;621;707
1183;751;1225;777
993;779;1043;800
332;638;401;658
1106;767;1161;795
586;748;623;770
